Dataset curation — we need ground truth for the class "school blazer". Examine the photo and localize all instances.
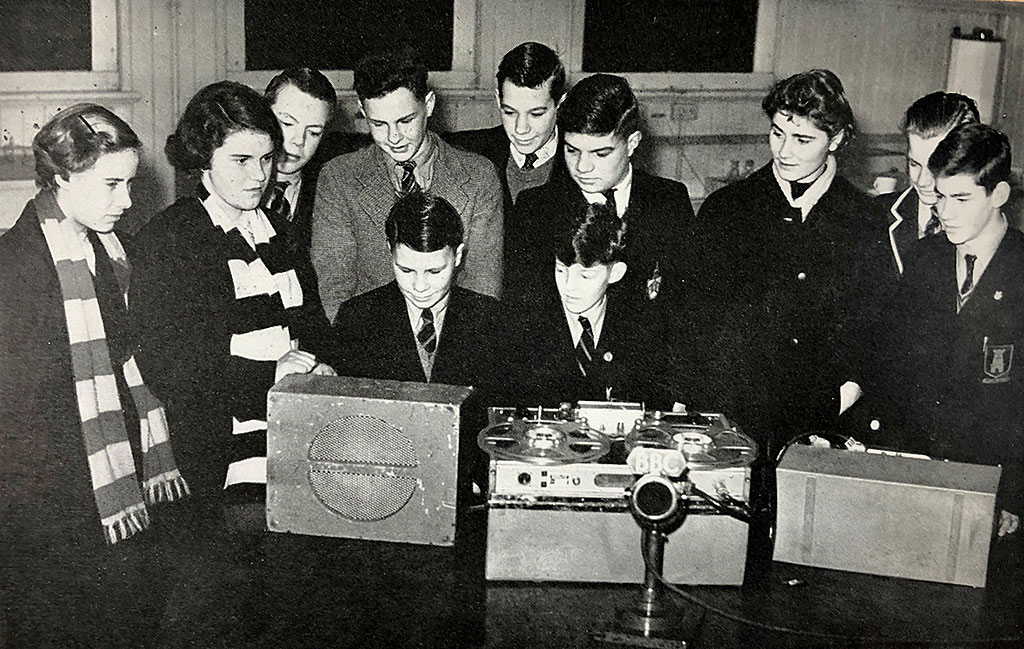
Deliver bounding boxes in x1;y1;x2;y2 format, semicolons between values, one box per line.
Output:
506;168;695;309
330;282;501;389
892;228;1024;512
501;289;674;408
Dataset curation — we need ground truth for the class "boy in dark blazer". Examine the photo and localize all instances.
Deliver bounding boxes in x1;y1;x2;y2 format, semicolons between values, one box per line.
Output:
889;123;1022;539
504;202;675;409
331;191;500;390
263;67;338;257
873;92;980;277
506;73;695;312
311;49;503;320
444;41;568;208
331;192;502;486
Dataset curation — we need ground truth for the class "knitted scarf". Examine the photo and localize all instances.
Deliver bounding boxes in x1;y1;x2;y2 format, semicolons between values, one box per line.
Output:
33;190;188;544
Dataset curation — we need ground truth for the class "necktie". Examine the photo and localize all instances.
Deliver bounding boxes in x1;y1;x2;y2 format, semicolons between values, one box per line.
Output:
576;316;595;377
924;204;942;237
522;152;539;171
602;189;617;216
266;181;292;222
398;161;419;196
961;253;977;296
417;307;437;355
790;180;812;200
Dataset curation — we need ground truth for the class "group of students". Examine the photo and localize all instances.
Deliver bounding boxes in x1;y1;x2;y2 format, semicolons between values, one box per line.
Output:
1;40;1022;647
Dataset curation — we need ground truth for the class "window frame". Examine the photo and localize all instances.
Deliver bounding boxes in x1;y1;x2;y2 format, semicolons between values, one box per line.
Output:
224;0;477;89
0;0;120;92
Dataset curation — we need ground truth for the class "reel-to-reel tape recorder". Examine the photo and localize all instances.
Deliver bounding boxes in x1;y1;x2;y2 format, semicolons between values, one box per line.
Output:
478;404;758;585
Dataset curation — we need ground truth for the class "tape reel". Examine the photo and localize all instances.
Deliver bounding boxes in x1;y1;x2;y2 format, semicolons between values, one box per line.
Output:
477;417;611;465
624;412;757;470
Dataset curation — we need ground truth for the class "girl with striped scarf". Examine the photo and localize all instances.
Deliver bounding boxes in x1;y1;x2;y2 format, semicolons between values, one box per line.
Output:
0;104;189;648
130;81;335;519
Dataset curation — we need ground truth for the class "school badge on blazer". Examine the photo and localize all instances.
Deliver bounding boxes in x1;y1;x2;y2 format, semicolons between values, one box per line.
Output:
646;262;661;300
982;341;1013;384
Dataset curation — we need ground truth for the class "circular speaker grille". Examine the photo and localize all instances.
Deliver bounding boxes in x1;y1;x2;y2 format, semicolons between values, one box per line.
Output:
308;415;418;467
309;470;417;521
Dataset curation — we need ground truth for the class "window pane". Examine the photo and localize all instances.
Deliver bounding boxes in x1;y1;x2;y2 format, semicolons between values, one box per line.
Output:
244;0;454;71
0;0;92;72
582;0;759;73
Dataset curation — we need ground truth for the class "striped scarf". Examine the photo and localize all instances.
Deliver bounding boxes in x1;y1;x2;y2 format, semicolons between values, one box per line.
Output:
33;190;188;544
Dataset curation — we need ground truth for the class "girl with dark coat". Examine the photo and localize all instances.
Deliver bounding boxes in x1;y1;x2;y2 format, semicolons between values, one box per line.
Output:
0;103;189;648
130;81;335;512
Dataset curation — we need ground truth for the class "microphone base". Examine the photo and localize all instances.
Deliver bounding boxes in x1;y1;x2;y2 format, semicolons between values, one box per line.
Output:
612;594;705;645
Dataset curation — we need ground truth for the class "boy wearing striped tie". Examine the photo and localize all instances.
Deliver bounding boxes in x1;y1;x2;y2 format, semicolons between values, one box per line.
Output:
504;202;676;408
330;191;500;389
889;123;1022;540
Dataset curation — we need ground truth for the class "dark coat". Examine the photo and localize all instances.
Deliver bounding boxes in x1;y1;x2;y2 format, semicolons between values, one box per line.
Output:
0;201;104;536
505;168;696;312
873;187;919;278
501;288;676;409
0;200;166;647
889;228;1024;513
331;282;500;390
130;197;331;496
443;125;567;209
691;163;891;451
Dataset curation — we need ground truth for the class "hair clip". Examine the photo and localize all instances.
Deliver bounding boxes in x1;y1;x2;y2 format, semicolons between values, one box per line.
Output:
78;114;98;135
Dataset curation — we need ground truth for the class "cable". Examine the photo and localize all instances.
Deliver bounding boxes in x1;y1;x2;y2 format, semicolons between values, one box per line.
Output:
641;551;1022;647
687;484;752;523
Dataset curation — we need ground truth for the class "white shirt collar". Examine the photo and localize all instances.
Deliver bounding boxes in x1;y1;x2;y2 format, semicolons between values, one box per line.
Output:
404;291;451;342
916;198;939;239
581;164;633;218
509;127;559;169
957;212;1008;296
280;177;302;218
772;155;837;222
201;177;277;249
563;295;609;348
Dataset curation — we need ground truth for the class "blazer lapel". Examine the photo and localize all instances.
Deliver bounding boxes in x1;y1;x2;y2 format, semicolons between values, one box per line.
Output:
889;189;918;275
355;147;398;231
959;231;1015;318
430;138;471;217
383;282;429;382
432;289;456;383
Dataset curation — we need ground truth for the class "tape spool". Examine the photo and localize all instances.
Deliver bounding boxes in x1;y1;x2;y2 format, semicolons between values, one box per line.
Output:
624;412;757;470
477;417;611;465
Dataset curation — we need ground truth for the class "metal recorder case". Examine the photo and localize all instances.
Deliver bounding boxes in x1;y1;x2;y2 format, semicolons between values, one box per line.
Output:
266;374;472;546
774;445;1001;587
480;405;757;584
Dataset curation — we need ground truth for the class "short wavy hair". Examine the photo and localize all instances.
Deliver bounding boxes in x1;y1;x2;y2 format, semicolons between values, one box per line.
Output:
554;201;628;267
558;73;639;140
386;191;464;252
497;42;567;102
762;69;856;148
354;48;429;102
33;103;141;191
928;123;1011;194
901;92;979;139
265;67;338;121
165;80;283;172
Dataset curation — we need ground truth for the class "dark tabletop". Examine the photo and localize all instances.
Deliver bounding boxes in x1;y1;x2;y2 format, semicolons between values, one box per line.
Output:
154;503;1023;649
